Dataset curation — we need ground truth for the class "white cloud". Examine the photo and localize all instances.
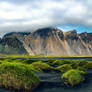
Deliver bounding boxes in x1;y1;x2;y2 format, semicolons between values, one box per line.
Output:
0;2;31;20
0;0;92;36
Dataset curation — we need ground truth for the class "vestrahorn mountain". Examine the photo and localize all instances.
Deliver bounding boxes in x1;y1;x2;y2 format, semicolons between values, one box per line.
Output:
0;27;92;56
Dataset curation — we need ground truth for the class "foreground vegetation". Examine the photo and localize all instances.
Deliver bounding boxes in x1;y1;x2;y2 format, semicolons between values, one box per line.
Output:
0;54;92;58
62;69;85;86
0;62;40;92
0;57;91;91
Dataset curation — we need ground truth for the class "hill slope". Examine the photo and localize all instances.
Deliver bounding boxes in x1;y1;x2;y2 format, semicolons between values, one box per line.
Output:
0;28;92;56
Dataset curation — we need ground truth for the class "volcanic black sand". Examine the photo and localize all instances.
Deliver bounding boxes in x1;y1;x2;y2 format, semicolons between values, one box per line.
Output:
0;70;92;92
6;57;92;61
0;57;92;92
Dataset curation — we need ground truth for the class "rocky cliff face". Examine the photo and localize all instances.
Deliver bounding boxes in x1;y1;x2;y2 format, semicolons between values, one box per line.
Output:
0;28;92;56
0;32;27;54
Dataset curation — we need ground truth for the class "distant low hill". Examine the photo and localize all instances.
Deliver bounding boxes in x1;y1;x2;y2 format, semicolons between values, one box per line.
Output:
0;27;92;56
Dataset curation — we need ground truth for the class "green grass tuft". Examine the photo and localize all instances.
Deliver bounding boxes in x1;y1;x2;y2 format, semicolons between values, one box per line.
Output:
62;69;85;86
0;62;40;92
56;64;72;72
29;61;54;72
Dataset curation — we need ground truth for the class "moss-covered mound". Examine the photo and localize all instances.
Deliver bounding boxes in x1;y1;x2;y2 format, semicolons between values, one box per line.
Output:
83;62;92;69
56;64;72;72
53;60;65;65
62;69;85;86
29;61;54;72
77;66;87;71
0;63;40;92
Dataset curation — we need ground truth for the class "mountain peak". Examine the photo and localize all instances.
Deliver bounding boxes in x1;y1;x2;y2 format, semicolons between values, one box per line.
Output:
66;29;77;34
3;32;31;38
31;27;62;38
0;27;92;56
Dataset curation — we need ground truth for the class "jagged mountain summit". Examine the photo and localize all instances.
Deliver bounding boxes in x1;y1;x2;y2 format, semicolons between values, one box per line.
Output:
0;27;92;56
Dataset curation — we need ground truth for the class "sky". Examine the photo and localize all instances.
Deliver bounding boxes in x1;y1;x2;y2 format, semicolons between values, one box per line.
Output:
59;24;92;33
0;0;92;37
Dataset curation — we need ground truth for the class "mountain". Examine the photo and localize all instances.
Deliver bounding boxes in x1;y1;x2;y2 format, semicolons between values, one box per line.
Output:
0;28;92;56
0;32;28;54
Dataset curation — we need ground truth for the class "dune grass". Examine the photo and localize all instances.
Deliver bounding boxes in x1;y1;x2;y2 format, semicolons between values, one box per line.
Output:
62;69;85;86
0;57;90;89
56;64;72;72
83;62;92;69
0;62;40;92
52;60;65;65
29;61;55;72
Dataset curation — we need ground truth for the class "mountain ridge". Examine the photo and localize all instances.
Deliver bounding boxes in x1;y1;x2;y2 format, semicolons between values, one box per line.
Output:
0;27;92;56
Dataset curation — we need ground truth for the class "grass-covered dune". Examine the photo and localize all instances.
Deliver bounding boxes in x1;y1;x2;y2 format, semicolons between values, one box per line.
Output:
29;61;55;72
0;57;91;91
56;64;72;72
62;69;85;86
0;62;40;92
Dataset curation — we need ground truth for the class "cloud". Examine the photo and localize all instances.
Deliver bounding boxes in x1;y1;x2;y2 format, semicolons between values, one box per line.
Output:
0;0;92;36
